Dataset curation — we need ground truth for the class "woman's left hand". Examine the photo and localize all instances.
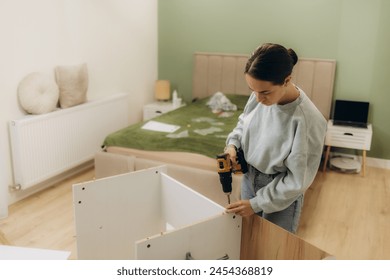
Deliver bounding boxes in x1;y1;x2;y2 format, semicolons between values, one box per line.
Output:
225;200;255;217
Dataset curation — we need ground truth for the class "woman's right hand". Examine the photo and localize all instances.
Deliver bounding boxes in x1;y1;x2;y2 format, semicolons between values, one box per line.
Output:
225;200;254;217
224;144;237;165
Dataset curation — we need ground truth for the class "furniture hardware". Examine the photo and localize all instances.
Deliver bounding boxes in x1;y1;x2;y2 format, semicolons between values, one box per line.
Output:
185;252;229;260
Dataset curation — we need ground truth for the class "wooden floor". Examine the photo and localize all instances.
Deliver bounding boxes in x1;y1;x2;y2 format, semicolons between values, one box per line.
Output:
298;166;390;259
0;169;95;260
1;166;389;260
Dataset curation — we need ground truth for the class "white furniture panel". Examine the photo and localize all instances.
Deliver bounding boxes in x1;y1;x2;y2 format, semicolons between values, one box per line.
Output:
136;213;240;260
160;174;222;228
73;166;241;260
0;245;70;260
74;166;164;260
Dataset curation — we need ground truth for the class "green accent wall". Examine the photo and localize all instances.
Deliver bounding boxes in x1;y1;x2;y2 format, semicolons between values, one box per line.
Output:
158;0;390;160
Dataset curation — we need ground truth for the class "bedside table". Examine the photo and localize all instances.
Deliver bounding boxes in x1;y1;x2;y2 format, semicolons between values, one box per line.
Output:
323;120;372;176
143;101;185;121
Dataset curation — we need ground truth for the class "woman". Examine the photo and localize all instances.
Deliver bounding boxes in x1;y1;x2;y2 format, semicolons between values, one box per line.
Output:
225;43;327;233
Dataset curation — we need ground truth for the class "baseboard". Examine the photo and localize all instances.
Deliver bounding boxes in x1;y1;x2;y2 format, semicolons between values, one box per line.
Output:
330;152;390;170
366;157;390;170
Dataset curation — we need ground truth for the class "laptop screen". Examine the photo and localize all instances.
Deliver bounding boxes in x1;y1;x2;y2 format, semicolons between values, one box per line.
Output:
333;100;369;125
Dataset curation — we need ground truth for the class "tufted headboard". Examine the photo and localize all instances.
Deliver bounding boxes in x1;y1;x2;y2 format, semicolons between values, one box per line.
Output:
192;52;336;119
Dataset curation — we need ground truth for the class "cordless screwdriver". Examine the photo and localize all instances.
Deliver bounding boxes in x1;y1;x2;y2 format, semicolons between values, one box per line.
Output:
216;148;248;204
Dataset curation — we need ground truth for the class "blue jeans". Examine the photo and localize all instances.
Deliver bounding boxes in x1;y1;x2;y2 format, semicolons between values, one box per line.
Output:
241;165;303;234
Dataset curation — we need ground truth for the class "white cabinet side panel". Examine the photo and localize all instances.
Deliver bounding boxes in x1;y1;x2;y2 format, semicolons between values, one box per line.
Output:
160;173;223;229
136;213;242;260
73;167;166;259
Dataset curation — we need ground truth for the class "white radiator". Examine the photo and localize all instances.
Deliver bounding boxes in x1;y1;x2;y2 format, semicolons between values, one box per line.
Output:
9;93;129;190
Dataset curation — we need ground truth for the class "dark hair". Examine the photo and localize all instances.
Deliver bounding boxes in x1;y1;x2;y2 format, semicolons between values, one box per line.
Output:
244;43;298;85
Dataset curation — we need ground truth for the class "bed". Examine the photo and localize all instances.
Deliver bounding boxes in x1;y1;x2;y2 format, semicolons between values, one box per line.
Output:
102;52;336;171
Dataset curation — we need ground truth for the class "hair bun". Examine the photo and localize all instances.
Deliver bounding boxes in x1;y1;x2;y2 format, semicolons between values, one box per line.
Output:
288;48;298;65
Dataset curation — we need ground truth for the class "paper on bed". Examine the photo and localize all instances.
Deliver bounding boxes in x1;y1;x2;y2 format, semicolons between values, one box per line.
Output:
141;120;180;133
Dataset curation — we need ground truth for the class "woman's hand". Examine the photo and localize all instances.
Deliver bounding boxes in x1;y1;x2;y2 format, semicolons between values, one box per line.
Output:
225;200;254;217
224;144;237;165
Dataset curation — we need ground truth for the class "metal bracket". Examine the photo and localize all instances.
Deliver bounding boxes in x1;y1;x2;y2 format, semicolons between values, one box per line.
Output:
186;252;229;260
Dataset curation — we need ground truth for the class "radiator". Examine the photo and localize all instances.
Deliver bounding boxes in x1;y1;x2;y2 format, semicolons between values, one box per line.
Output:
9;93;129;190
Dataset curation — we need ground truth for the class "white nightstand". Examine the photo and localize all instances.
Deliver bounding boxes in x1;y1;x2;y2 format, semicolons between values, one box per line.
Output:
143;101;185;121
323;120;372;176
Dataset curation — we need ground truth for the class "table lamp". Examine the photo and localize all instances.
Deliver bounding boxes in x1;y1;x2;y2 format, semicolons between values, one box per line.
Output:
155;80;170;101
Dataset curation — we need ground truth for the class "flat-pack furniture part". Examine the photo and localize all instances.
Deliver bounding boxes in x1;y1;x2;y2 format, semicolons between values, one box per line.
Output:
73;166;241;260
0;245;70;260
93;152;333;260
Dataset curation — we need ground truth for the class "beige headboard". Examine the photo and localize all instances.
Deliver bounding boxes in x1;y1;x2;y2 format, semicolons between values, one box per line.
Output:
192;52;336;119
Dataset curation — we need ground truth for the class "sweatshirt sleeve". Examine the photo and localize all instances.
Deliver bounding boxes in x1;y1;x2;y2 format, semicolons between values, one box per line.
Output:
226;93;257;149
249;116;327;213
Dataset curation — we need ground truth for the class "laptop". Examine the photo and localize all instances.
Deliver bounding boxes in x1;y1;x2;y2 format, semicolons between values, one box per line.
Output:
332;99;369;128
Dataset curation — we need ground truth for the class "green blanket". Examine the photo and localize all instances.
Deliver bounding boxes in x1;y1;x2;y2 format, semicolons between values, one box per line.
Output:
103;94;249;159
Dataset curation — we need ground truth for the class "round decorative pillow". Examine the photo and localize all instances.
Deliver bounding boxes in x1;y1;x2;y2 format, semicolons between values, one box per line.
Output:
17;72;59;114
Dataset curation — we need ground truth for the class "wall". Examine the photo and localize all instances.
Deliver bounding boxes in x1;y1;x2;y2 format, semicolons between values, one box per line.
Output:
0;0;157;217
158;0;390;160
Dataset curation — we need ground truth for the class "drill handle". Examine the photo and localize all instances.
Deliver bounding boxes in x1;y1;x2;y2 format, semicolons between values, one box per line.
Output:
234;148;248;174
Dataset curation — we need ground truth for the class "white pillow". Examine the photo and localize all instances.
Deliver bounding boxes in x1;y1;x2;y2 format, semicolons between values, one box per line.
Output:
17;72;59;114
55;63;88;109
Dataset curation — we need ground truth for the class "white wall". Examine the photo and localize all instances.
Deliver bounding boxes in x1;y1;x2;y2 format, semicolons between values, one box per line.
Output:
0;0;158;218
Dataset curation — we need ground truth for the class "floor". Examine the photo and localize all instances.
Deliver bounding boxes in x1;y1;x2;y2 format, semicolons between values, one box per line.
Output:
297;166;390;259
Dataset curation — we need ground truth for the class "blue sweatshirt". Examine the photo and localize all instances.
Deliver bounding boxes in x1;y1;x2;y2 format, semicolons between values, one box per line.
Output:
226;88;327;213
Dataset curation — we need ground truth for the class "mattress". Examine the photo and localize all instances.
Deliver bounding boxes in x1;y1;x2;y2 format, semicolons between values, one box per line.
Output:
103;94;249;160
